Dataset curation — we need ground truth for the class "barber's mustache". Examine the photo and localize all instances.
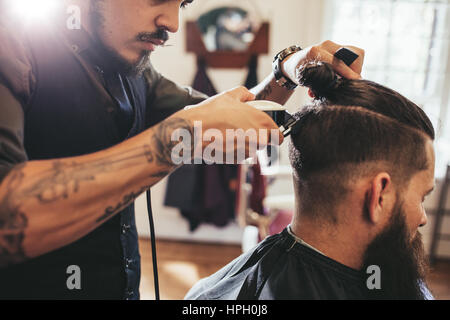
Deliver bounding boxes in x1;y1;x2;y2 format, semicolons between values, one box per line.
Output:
137;29;170;44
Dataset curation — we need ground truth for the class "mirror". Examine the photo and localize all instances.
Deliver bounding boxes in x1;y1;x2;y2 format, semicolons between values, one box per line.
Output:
197;7;259;52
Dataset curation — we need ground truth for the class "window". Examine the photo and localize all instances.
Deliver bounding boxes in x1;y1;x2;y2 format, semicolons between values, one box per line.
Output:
324;0;450;177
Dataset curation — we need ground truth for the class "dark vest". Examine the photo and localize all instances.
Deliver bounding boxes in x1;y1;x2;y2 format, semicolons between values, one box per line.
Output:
0;25;147;300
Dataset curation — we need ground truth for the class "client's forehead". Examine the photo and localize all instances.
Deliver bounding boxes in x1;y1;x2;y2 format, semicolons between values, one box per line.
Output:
423;139;436;186
407;139;435;192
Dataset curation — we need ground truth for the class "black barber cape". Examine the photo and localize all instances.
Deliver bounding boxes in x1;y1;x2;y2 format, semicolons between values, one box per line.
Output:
186;228;435;300
186;228;369;300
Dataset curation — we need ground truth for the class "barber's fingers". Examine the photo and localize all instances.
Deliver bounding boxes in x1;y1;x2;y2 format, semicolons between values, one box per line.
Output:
225;86;256;102
319;40;365;62
265;123;284;147
307;41;365;79
308;48;361;80
252;110;285;146
227;106;284;148
184;87;255;111
225;131;282;164
317;40;365;72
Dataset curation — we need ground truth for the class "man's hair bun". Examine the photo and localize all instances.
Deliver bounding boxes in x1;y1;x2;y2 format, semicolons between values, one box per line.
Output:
296;61;342;100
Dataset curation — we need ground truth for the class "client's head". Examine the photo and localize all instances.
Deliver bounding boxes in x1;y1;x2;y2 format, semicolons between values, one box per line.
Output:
289;61;436;299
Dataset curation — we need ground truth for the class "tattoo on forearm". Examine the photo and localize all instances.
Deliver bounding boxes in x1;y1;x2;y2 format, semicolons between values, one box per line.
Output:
97;118;194;223
152;118;194;167
0;117;194;266
96;183;153;224
0;163;29;267
18;146;152;204
255;84;273;100
0;146;150;267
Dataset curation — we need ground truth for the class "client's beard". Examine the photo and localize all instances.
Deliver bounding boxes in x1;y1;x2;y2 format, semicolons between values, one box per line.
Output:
362;201;430;300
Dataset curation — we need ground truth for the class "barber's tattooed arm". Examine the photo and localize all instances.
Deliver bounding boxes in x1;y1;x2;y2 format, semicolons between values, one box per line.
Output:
0;117;194;268
0;164;28;267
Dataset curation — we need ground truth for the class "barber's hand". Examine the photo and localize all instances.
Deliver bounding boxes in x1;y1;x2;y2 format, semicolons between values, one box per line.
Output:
282;40;365;82
182;86;284;162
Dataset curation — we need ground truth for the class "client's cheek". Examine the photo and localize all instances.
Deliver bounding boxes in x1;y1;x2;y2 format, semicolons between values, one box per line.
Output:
404;205;426;235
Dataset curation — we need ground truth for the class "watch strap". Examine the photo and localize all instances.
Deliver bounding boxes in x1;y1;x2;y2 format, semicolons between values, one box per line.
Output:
273;45;302;90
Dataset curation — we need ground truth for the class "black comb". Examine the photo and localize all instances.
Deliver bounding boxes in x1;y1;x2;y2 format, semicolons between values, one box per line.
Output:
334;47;359;66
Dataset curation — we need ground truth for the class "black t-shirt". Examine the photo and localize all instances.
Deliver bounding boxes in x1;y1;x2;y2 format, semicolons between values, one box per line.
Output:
186;228;372;300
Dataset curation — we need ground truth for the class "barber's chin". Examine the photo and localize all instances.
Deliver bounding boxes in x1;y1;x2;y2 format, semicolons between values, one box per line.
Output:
112;49;149;75
129;52;152;76
140;42;156;52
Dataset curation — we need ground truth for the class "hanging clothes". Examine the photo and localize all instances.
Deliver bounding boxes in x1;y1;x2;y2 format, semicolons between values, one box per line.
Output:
165;59;238;231
192;59;218;97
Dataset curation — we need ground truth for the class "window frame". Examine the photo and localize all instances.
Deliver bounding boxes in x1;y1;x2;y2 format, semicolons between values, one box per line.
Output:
322;0;450;177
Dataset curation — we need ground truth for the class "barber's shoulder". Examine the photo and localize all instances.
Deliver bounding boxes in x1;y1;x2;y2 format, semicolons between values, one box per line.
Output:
142;64;186;96
0;15;36;104
142;63;163;86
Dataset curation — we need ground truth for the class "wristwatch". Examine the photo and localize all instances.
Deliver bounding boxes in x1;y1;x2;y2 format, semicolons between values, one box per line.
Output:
272;45;302;90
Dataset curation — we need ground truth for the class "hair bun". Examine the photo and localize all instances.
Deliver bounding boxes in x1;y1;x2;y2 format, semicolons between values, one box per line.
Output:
296;61;341;100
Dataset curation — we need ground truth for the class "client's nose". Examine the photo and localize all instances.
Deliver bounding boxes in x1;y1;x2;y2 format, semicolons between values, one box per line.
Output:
419;211;428;228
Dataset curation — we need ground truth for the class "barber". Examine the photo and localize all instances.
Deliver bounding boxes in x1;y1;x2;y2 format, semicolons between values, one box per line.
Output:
0;0;364;299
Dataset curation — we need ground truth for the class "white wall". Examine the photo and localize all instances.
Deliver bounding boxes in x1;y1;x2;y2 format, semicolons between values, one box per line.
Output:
135;0;450;258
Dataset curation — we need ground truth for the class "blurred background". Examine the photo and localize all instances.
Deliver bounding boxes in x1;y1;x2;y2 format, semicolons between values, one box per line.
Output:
134;0;450;299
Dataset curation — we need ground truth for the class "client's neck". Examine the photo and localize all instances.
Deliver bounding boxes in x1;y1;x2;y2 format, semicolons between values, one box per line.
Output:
290;210;369;270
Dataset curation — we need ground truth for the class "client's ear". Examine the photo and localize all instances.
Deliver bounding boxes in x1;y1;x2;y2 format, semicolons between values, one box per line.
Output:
364;173;393;224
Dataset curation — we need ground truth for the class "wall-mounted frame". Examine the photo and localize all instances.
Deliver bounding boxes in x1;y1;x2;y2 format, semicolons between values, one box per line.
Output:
186;21;270;69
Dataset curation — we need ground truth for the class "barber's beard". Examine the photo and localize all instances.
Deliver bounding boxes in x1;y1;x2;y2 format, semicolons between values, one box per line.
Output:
97;47;151;76
362;201;430;300
89;2;152;76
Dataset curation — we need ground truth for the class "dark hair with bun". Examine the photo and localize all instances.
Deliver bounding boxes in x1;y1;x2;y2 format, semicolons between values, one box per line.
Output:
297;61;344;101
296;61;434;139
289;61;435;222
